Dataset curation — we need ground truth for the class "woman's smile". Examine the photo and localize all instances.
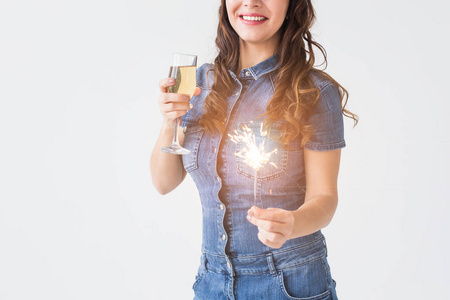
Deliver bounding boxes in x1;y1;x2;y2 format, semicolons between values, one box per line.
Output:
239;13;268;25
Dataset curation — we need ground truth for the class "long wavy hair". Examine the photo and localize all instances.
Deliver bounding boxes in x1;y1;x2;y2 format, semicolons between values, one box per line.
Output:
199;0;359;147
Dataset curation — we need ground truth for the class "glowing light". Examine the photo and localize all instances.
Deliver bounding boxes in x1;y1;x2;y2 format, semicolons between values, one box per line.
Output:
228;123;278;171
228;122;278;207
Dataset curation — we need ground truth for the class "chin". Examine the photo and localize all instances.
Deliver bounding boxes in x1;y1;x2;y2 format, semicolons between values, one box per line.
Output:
239;34;268;44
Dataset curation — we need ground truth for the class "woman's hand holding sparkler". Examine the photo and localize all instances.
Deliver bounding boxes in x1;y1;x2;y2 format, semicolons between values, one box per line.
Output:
247;206;295;249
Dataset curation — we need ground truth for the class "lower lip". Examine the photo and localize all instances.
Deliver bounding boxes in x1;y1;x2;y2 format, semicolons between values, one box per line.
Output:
239;17;268;25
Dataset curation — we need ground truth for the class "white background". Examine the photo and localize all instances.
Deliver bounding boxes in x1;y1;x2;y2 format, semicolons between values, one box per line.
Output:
1;0;449;299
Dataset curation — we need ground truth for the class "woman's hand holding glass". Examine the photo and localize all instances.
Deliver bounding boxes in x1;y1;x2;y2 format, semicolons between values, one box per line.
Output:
157;78;201;130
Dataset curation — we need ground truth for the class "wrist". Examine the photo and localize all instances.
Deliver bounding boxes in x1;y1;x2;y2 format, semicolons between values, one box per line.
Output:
289;208;305;240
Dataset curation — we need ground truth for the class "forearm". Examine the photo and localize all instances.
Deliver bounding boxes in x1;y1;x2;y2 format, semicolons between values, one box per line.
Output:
150;124;186;194
289;194;338;239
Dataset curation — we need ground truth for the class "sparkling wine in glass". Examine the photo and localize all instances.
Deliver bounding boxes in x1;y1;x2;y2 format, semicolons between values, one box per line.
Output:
161;53;197;155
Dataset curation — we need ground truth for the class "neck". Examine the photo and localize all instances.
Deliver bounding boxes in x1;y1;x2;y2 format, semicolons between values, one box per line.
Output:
237;37;279;74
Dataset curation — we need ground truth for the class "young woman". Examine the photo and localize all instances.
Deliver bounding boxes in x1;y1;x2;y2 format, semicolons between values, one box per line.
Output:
151;0;358;299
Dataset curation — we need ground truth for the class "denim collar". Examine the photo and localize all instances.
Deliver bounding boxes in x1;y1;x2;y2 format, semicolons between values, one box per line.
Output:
228;53;280;81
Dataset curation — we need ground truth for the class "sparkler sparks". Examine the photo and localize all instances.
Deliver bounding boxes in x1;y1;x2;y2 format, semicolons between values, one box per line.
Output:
228;122;278;207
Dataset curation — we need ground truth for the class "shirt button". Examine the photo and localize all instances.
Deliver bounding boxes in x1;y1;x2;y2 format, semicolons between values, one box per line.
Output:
245;70;250;76
234;92;239;96
227;261;231;269
214;147;217;154
217;176;221;182
220;204;224;210
222;234;226;241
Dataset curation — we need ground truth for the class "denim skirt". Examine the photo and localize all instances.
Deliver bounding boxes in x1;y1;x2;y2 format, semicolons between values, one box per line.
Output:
192;234;338;300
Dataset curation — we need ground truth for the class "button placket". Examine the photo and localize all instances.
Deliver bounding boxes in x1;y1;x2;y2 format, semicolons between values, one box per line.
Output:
213;79;243;257
225;257;234;276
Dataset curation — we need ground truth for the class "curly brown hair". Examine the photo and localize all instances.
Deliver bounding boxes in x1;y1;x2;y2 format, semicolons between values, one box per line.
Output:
199;0;359;147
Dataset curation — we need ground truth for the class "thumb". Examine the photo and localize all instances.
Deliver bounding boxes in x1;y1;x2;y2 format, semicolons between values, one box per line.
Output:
248;206;263;217
193;87;202;96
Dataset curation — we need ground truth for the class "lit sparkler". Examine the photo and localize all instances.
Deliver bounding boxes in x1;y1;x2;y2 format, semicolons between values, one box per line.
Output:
228;122;278;207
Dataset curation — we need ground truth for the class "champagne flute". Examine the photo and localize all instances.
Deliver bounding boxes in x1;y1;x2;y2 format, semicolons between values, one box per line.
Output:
161;53;197;155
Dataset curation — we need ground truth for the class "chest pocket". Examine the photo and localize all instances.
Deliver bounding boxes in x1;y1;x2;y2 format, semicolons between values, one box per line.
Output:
182;125;204;173
234;121;288;181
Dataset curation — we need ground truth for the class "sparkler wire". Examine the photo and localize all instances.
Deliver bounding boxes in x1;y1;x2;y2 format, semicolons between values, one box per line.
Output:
254;169;257;207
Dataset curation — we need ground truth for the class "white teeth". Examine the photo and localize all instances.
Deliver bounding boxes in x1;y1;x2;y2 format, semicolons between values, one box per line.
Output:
242;16;266;21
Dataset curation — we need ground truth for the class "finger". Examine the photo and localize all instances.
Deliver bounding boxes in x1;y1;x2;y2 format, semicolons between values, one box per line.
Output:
257;231;284;249
258;227;285;243
166;110;188;121
159;78;176;93
162;102;192;113
160;93;191;104
248;206;288;223
247;215;285;235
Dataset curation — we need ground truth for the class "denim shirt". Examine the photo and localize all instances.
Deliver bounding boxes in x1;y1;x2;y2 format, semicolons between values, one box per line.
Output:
181;54;345;258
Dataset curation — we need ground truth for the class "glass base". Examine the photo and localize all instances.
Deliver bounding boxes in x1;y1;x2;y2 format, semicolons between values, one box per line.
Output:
161;143;191;155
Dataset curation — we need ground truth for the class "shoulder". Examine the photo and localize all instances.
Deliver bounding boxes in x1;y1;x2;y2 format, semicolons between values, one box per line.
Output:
308;69;342;112
309;69;337;91
197;63;215;90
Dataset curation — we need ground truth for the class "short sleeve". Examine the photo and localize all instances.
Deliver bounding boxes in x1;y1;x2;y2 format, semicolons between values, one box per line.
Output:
304;83;346;151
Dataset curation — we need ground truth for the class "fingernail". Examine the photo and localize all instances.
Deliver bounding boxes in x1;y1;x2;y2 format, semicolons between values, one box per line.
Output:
247;215;252;221
248;210;254;217
189;103;193;109
168;78;175;84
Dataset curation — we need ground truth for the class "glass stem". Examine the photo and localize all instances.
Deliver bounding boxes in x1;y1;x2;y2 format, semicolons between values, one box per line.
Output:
172;118;180;145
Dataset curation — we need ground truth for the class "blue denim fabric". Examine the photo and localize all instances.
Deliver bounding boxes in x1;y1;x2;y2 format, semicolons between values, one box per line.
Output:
181;54;344;300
